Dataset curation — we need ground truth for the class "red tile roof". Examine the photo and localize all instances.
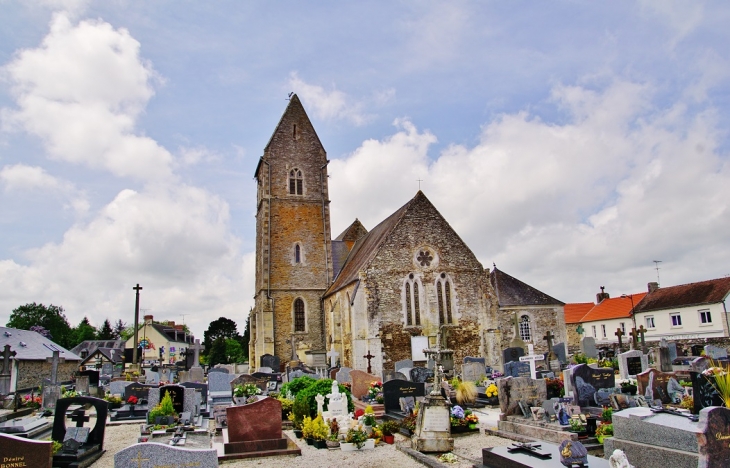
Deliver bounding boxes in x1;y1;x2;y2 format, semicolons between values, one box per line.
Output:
564;302;594;324
634;277;730;312
579;293;646;323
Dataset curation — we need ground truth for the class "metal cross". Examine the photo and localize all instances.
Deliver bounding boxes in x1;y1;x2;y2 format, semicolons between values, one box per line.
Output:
615;328;624;349
70;409;90;427
132;283;143;365
0;344;15;376
363;350;375;374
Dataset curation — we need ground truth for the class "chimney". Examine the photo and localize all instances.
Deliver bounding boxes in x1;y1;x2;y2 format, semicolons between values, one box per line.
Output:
648;282;659;293
174;325;184;331
144;315;153;325
168;321;175;327
596;286;610;303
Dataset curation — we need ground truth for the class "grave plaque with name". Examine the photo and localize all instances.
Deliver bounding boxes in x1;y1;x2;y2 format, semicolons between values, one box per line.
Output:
570;363;615;407
698;406;730;468
383;379;425;413
497;376;547;416
0;432;52;468
627;357;643;376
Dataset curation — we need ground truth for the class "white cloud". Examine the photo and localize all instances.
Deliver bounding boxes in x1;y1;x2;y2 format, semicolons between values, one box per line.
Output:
1;12;172;180
0;163;89;215
328;78;730;302
288;72;372;126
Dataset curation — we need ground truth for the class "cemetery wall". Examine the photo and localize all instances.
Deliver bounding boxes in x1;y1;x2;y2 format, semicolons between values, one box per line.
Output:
566;325;582;349
16;360;77;390
497;305;567;356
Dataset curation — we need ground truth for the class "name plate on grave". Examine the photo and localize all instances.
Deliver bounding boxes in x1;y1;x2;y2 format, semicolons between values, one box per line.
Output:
627;357;643;376
422;407;450;432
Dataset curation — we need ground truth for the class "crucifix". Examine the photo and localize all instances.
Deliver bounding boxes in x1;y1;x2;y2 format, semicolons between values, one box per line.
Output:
615;328;624;349
191;339;204;368
637;325;648;353
363;350;375;374
132;283;143;365
0;344;15;376
629;328;639;350
543;331;555;371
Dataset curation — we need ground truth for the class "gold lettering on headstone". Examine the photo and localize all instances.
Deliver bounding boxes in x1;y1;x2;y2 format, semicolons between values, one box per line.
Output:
1;456;28;468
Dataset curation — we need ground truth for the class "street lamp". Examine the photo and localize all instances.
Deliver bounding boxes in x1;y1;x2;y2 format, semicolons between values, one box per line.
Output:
621;294;637;330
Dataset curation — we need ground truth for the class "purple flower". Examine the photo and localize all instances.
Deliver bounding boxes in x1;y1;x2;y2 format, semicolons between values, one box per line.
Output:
451;405;464;419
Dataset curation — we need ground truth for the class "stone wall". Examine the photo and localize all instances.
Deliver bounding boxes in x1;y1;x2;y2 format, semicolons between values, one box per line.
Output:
497;305;567;359
16;360;77;391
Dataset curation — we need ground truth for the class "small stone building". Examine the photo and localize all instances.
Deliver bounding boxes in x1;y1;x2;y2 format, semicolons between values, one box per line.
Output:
0;326;81;392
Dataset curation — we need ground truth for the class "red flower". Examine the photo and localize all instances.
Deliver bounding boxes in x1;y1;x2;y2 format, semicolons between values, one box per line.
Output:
354;408;364;419
127;396;139;404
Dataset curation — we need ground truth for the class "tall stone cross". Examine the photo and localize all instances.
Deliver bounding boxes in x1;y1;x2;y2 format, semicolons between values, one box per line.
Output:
637;325;648;353
0;344;16;376
363;350;375;374
191;339;204;368
629;328;639;350
327;349;339;368
132;283;143;365
46;350;65;385
543;331;555;371
615;328;624;349
289;335;300;362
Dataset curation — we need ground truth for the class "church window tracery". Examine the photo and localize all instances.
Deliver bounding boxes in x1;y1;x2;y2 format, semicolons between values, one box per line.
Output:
417;250;433;267
294;298;306;332
436;275;455;324
519;315;531;342
403;275;422;326
289;169;303;195
295;244;301;263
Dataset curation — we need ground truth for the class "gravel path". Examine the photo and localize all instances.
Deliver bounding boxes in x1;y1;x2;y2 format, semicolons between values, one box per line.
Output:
91;422;513;467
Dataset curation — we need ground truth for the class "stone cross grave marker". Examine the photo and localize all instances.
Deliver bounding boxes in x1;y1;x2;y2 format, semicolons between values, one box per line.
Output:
327;349;339;368
42;351;64;412
190;339;205;368
629;328;639;350
0;344;16;396
637;325;648;352
615;328;624;349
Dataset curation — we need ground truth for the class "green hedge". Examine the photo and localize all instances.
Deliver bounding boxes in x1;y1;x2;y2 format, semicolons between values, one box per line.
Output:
292;378;354;418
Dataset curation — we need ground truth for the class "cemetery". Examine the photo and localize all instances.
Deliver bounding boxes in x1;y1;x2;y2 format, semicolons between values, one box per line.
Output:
3;316;730;467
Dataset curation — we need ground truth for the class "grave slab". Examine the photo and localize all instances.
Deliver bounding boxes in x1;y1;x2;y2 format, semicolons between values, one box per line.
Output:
115;442;217;467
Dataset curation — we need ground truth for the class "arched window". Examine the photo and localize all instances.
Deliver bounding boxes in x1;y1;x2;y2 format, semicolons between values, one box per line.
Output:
403;274;421;326
289;169;303;195
295;244;301;263
519;315;531;342
294;298;305;332
437;274;454;324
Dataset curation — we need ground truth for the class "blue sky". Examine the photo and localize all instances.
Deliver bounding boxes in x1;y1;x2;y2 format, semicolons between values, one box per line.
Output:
1;1;729;340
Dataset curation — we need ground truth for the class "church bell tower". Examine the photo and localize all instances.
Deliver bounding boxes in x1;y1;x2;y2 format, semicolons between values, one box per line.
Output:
250;95;333;370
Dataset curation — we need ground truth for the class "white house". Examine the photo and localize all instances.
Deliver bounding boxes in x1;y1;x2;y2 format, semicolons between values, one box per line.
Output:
124;315;194;365
633;278;730;342
576;290;647;347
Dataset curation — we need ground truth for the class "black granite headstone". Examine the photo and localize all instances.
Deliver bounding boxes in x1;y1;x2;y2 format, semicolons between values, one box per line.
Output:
383;379;425;413
700;406;730;468
159;385;185;415
504;361;531;378
181;382;208;404
260;354;281;371
52;396;108;467
79;370;100;387
626;357;643;376
503;347;525;364
691;371;723;413
570;364;615;407
123;383;156;402
409;367;434;384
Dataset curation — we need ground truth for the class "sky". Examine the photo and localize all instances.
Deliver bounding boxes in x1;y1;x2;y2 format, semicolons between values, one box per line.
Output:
1;1;729;341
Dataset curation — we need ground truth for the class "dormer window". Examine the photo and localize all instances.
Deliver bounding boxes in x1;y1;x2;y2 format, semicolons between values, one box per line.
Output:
289;169;303;195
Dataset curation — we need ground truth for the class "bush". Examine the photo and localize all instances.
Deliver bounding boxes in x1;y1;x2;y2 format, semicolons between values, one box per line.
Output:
380;420;400;436
294;379;354;418
291;396;309;430
280;375;317;398
148;392;177;423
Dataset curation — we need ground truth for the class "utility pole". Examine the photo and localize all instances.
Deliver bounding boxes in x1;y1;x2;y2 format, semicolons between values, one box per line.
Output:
132;284;143;365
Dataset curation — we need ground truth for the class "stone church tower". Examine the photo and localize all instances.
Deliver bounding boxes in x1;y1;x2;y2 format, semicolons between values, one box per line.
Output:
249;95;333;370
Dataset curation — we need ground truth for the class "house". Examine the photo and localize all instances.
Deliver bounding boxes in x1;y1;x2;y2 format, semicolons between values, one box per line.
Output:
575;289;647;348
633;278;730;344
0;326;81;392
564;302;594;349
124;315;194;365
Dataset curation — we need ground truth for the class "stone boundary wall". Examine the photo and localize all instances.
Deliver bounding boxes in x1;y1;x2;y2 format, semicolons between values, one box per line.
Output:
16;360;77;391
567;336;730;355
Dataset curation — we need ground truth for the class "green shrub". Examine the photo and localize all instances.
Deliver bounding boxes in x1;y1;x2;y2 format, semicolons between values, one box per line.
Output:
280;375;317;398
294;379;354;418
148;392;177;423
291;395;309;430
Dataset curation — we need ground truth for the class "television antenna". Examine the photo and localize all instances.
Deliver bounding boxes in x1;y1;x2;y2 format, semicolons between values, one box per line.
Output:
653;260;662;286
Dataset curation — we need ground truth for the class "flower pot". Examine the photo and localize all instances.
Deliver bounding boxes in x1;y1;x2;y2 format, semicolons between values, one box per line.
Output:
293;429;303;438
383;435;395;444
621;385;637;395
305;437;314;445
326;440;340;449
340;442;357;452
233;396;247;405
313;439;328;449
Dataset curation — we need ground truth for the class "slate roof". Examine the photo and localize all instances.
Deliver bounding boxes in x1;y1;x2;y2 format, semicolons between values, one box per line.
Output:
489;268;564;307
70;339;124;357
633;277;730;313
579;293;646;322
331;240;351;280
564;302;595;324
335;219;368;243
325;192;422;295
0;327;81;361
79;347;124;366
148;323;194;344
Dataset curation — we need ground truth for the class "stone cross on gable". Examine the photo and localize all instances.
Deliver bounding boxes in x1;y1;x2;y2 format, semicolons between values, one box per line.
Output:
46;350;65;385
637;325;648;353
1;344;16;376
327;349;339;368
615;328;624;348
363;350;375;374
629;328;639;350
191;339;204;368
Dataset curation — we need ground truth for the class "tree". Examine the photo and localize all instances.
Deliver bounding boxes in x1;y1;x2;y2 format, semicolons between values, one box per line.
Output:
97;319;114;340
7;303;72;348
203;317;241;356
70;316;97;348
241;316;251;360
224;338;244;363
208;337;227;367
112;319;127;340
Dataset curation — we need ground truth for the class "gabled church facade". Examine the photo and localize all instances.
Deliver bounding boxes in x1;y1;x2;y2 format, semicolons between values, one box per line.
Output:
248;96;566;373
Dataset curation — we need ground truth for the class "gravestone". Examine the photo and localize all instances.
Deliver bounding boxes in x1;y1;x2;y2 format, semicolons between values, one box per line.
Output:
208;371;235;406
0;414;52;436
569;363;615;407
502;347;525;364
463;356;486;365
52;397;108;468
594;387;621;406
260;353;280;371
213;405;228;428
395;359;414;372
691;345;704;356
691;371;724;413
159;367;171;382
397;367;413;381
618;350;648;379
75;375;90;395
690;356;710;374
323;380;349;420
334;367;352;384
177;371;190;384
257;366;274;374
383;379;425;413
462;361;484;383
181;382;208;404
0;432;52;468
208;367;229;374
109;380;132;396
553;342;567;364
636;368;676;404
349;369;380;400
704;345;728;360
148;385;195;416
504;361;531;378
581;337;597;359
224;397;295;456
394;371;408;381
101;363;113;376
496;376;547;416
115;442;218;467
42;382;61;412
79;369;100;388
230;374;269;394
667;342;678;361
410;367;434;384
698;406;730;467
124;383;156;402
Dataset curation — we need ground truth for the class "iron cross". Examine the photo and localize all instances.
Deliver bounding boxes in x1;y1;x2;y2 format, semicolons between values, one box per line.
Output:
615;328;624;348
363;350;375;374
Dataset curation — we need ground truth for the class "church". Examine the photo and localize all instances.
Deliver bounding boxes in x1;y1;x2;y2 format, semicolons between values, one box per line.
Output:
248;95;566;375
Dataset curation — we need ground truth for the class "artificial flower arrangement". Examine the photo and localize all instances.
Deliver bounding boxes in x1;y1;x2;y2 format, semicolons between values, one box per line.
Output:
23;394;42;409
485;383;498;398
546;377;564;396
126;395;139;405
233;383;262;399
367;381;383;401
490;370;504;378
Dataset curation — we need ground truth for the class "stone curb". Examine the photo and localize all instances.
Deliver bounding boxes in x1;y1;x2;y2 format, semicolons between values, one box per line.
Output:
395;442;451;468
